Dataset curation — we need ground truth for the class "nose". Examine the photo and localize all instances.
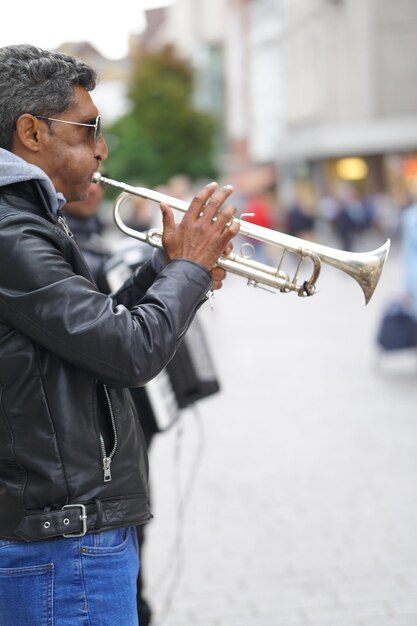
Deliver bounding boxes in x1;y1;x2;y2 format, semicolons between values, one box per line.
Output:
95;134;108;162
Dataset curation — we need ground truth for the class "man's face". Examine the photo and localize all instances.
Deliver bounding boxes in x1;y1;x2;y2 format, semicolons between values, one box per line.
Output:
35;86;108;203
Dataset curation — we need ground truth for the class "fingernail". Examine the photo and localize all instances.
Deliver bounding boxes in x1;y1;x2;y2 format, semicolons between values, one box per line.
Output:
206;181;218;188
223;184;234;191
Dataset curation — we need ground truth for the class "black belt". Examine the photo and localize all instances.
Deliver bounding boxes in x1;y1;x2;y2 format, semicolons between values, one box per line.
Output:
14;497;151;542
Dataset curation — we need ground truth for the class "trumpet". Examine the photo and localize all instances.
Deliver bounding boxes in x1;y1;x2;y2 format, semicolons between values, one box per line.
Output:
92;172;390;305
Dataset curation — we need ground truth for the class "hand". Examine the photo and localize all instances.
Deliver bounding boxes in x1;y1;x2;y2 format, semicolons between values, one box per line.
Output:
211;241;233;290
159;182;240;271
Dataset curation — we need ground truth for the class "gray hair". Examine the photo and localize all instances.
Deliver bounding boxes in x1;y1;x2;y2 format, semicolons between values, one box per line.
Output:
0;44;97;151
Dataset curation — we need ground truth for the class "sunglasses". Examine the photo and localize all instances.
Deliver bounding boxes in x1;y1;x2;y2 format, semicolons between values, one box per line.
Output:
34;114;102;144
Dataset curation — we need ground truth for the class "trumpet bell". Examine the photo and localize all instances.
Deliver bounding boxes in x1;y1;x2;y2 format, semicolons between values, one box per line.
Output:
336;240;390;305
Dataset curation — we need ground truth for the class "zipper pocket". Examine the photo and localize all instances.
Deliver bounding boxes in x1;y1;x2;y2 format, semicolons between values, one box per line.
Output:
99;385;118;482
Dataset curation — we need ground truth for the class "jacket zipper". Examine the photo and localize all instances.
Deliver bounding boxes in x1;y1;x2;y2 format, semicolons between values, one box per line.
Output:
99;385;118;482
57;209;73;238
57;207;114;480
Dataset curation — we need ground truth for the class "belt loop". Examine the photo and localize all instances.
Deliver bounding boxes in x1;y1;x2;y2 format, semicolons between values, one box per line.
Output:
94;498;103;531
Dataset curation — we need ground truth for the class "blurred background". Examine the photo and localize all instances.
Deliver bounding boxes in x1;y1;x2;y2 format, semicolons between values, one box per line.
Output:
5;1;417;624
56;0;417;249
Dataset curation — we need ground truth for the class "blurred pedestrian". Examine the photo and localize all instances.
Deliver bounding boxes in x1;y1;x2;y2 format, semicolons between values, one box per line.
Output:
375;185;417;354
334;185;368;251
286;182;317;241
63;180;110;291
401;188;417;321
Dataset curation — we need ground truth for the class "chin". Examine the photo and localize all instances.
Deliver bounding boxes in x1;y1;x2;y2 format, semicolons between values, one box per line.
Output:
66;191;87;204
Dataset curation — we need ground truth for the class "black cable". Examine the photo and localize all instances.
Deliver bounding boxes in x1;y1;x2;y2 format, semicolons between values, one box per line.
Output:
149;405;206;624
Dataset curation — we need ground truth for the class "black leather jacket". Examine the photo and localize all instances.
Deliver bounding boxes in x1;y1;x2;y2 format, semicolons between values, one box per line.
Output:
0;180;212;541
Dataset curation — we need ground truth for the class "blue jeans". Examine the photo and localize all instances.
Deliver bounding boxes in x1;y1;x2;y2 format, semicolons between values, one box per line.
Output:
0;526;139;626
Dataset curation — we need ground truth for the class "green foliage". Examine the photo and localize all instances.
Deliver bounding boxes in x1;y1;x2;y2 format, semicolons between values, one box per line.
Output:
104;45;218;187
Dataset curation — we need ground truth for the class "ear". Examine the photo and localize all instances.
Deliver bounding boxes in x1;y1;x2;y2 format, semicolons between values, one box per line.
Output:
14;114;46;152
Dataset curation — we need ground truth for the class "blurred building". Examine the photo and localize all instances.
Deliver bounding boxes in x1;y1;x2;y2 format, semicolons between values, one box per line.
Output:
145;0;228;158
276;0;417;210
140;0;417;217
137;0;284;194
142;0;285;169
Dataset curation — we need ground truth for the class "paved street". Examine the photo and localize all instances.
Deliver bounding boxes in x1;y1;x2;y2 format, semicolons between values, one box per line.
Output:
141;233;417;626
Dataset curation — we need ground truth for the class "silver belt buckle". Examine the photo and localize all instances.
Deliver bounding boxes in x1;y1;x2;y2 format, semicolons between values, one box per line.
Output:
62;503;88;537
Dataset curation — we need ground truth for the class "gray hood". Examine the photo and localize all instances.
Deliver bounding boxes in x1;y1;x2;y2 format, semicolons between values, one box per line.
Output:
0;147;66;215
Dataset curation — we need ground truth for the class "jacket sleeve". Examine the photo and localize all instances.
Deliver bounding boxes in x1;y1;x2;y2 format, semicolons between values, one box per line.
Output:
110;258;159;309
0;213;212;388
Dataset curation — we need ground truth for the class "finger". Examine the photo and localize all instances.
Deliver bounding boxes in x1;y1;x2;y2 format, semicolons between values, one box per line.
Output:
160;202;176;236
211;265;227;291
212;279;224;291
160;202;177;255
216;213;240;249
212;266;226;282
211;203;238;233
223;242;234;257
201;185;235;222
185;182;219;220
212;274;225;290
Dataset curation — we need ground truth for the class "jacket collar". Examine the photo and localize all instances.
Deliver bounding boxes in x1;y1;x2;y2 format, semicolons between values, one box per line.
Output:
0;147;66;216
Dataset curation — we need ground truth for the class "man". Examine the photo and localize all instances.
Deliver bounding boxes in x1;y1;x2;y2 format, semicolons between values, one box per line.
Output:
64;183;162;625
0;44;238;626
